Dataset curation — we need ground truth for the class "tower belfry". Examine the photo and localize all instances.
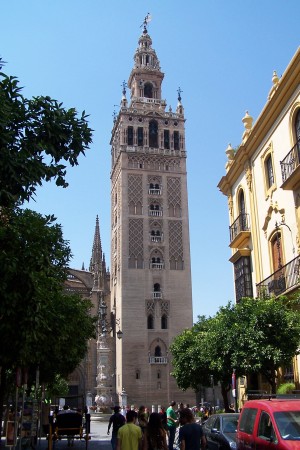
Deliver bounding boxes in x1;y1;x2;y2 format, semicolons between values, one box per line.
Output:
110;19;194;406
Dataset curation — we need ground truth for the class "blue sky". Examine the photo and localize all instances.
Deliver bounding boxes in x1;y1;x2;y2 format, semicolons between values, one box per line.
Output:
1;1;299;320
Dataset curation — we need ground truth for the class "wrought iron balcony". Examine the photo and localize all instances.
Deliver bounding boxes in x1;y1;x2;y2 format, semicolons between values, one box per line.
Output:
149;188;161;195
149;209;163;217
280;140;300;189
150;235;162;243
150;262;164;269
256;255;300;297
149;356;168;364
229;213;250;248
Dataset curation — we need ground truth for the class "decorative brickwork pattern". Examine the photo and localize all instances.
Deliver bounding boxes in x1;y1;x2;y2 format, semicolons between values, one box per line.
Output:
160;301;169;316
129;218;144;267
128;155;180;172
146;300;155;315
169;220;183;260
167;177;181;207
128;174;143;204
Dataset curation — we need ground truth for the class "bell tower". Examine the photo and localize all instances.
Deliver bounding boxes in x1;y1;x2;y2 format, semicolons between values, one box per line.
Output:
110;17;194;406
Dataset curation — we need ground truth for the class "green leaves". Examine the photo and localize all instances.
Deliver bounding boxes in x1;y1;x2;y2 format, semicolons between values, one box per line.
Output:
170;296;300;397
0;71;93;207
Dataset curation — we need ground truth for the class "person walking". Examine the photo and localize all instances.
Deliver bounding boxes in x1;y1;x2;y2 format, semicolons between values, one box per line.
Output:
117;409;142;450
143;412;168;450
166;401;177;450
107;406;125;450
178;408;206;450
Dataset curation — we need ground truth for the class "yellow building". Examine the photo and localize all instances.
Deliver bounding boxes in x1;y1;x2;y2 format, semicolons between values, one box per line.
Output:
218;47;300;394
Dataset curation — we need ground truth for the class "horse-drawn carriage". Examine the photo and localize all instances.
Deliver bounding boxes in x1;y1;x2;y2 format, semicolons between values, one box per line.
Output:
47;408;90;450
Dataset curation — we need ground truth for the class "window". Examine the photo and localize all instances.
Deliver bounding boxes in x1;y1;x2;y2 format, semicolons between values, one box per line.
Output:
161;314;168;329
149;120;158;148
234;256;253;303
144;82;153;98
295;109;300;144
128;126;134;146
271;230;283;272
239;408;258;434
164;130;170;149
265;155;274;189
138;127;143;146
238;189;246;215
136;370;140;380
147;315;154;329
174;131;179;150
258;412;277;442
154;346;162;357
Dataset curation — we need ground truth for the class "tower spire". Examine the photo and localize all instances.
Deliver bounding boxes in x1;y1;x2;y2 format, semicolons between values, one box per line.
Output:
89;215;103;282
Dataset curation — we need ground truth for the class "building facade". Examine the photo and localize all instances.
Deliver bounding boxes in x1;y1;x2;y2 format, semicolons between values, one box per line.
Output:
109;20;194;407
218;48;300;393
66;21;195;409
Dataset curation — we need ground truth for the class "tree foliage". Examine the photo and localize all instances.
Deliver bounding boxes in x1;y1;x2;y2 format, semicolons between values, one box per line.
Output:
0;71;92;208
0;208;97;374
0;67;94;436
170;297;300;408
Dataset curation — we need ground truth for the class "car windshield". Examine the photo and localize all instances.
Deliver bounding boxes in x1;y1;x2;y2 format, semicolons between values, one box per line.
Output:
274;411;300;440
223;416;239;433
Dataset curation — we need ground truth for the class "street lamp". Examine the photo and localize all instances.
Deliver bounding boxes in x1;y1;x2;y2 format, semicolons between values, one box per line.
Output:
98;295;123;339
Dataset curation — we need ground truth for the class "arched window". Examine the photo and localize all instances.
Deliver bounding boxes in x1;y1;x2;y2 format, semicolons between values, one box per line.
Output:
295;109;300;144
149;120;158;148
238;190;246;215
161;314;168;329
144;82;153;98
154;346;162;357
271;230;283;272
137;127;143;146
127;126;134;146
265;155;274;189
154;283;161;292
174;131;179;150
238;189;248;232
147;315;154;329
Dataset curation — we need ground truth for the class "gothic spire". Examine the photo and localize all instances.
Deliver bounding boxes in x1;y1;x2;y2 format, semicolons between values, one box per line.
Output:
89;215;102;275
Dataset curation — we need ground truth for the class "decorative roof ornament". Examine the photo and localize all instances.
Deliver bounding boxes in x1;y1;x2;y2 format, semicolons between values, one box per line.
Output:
176;87;184;115
225;143;235;171
140;12;152;34
121;81;128;107
241;110;253;144
268;70;280;100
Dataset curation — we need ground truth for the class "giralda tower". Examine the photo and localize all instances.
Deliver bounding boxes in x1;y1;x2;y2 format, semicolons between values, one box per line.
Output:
110;18;194;406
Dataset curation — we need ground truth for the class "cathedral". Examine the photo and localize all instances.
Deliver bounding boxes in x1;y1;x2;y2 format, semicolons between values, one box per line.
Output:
66;18;195;409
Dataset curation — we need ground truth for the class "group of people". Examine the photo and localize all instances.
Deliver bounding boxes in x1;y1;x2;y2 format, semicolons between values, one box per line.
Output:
107;401;207;450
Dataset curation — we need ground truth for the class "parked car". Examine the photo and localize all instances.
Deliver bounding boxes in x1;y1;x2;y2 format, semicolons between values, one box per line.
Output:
236;398;300;449
202;413;239;449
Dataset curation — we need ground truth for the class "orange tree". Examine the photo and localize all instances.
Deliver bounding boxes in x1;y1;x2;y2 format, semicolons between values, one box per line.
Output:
171;298;300;409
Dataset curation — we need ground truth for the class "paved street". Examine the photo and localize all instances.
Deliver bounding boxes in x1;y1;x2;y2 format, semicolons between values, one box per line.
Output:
1;418;112;450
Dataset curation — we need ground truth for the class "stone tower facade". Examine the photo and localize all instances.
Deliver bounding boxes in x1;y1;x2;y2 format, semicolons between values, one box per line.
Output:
110;20;194;407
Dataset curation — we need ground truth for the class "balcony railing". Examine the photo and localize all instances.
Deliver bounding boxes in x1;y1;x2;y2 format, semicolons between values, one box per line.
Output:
229;213;250;243
281;140;300;184
256;255;300;297
149;189;161;195
150;235;162;243
150;262;164;269
149;356;168;364
149;210;163;217
152;292;162;299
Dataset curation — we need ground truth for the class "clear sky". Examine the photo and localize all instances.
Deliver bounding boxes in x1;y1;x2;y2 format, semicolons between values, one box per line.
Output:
1;0;299;321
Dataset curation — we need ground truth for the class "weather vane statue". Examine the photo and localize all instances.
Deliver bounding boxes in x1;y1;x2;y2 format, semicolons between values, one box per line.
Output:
141;13;152;32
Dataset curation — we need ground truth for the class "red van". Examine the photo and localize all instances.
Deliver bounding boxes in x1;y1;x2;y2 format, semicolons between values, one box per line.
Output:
237;398;300;449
